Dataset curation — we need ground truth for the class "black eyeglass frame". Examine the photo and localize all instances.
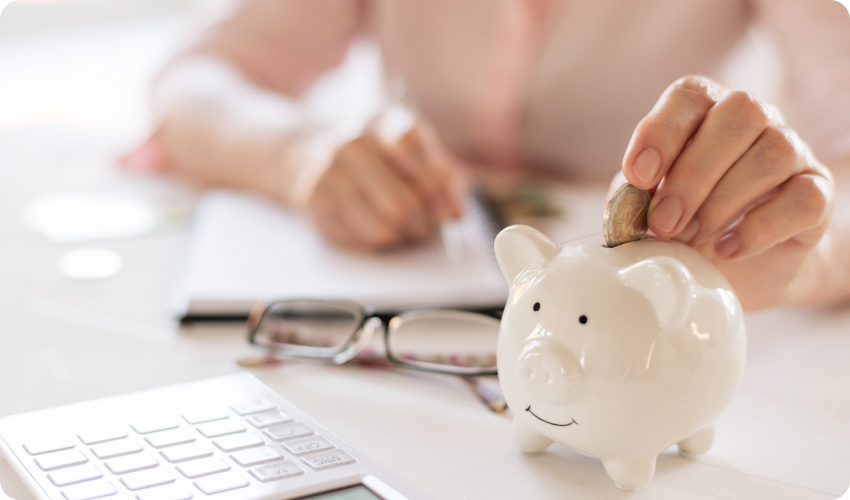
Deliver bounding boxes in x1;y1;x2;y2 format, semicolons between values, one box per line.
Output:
247;299;503;377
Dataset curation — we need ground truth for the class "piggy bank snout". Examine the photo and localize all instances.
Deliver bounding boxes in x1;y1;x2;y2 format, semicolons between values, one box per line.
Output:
517;341;582;404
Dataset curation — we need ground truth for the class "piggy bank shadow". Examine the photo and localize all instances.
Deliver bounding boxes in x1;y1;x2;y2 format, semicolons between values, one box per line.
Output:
519;444;693;493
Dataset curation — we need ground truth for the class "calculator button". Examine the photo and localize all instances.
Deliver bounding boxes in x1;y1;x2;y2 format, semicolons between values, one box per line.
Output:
159;444;212;464
105;454;159;475
181;410;228;425
144;430;196;449
195;420;245;438
78;428;128;446
36;450;89;471
211;433;264;453
193;472;249;495
130;420;180;435
135;484;193;500
301;450;356;471
48;464;103;486
244;411;293;428
175;457;230;479
264;423;313;441
91;440;142;460
230;399;275;416
249;460;303;482
120;469;175;491
230;446;282;467
24;438;74;456
60;480;117;500
282;437;334;456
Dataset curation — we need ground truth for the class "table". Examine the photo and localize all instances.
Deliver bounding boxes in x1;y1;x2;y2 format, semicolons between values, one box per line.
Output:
0;2;848;499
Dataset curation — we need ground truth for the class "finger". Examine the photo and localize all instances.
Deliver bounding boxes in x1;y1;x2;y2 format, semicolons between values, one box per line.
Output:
623;76;732;190
371;121;463;220
337;179;406;250
118;138;169;173
648;91;777;238
307;180;358;249
713;173;832;260
337;138;431;241
606;172;627;201
310;164;404;250
688;126;816;246
410;122;465;219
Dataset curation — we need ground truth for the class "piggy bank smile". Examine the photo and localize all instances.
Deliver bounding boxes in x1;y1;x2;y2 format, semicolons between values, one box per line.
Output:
524;406;577;427
494;225;746;490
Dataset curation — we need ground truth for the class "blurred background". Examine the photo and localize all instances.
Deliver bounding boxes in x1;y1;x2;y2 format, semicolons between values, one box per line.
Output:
0;0;203;333
0;0;406;333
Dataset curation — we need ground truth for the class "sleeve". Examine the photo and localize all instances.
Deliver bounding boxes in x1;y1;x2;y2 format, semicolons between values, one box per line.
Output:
149;0;367;206
195;0;365;97
753;0;850;163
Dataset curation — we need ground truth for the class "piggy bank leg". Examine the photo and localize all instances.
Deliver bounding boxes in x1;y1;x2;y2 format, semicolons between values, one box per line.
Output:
601;456;657;490
677;425;715;456
514;419;552;453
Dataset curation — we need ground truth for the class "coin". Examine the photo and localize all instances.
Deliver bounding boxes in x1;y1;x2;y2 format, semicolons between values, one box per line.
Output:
603;183;651;248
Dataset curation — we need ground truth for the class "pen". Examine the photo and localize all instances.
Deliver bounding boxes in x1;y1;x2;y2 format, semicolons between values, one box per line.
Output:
435;220;464;265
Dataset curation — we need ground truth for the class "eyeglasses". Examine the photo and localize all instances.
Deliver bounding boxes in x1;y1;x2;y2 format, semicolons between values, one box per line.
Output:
246;299;502;377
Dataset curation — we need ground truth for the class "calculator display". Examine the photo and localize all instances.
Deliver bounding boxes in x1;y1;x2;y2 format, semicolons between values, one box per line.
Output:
295;485;383;499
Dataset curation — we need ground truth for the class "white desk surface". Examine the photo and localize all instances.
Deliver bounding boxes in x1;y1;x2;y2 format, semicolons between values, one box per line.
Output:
0;3;848;500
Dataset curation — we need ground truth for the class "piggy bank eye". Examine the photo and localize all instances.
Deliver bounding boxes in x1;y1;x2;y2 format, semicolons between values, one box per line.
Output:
579;315;588;324
533;302;540;312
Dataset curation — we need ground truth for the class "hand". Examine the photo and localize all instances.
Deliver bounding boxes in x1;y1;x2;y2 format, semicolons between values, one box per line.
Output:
307;108;465;251
619;75;834;310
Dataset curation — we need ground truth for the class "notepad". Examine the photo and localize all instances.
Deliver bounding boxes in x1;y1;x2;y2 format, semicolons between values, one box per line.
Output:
172;190;508;320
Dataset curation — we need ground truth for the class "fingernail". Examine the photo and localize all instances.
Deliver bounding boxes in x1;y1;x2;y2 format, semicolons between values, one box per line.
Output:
649;197;684;235
632;148;661;183
714;232;741;259
674;218;700;244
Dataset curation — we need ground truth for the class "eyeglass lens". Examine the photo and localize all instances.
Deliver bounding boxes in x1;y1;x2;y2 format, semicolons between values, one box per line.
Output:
253;300;362;354
388;310;499;373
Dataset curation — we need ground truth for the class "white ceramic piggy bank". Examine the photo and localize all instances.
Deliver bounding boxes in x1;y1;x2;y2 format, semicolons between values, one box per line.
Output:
494;225;746;489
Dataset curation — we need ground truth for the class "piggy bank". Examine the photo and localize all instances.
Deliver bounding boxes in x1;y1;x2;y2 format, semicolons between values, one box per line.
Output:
494;225;746;489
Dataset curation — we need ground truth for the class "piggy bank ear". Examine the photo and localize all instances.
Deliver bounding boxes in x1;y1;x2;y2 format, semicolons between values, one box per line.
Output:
618;256;695;329
494;225;558;285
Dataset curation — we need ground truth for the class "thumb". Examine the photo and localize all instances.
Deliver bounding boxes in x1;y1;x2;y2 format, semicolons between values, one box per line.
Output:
117;137;168;173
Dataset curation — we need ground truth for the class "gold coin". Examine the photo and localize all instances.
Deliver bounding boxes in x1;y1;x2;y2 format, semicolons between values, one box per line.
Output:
603;183;651;248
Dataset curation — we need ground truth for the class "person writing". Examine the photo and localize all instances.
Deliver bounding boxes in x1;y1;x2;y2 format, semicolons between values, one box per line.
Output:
135;0;850;311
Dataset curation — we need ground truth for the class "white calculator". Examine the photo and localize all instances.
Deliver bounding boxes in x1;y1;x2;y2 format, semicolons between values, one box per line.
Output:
0;373;430;500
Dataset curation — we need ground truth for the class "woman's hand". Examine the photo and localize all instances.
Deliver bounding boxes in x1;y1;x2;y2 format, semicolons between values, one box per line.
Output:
619;75;834;310
307;108;466;251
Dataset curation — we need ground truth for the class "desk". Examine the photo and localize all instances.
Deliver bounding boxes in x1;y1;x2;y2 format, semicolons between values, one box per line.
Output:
0;3;848;499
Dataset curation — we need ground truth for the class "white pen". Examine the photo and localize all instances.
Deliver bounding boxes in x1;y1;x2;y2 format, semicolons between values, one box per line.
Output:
436;220;464;265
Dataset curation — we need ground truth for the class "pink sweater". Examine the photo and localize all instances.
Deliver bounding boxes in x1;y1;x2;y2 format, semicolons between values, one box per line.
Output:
187;0;850;180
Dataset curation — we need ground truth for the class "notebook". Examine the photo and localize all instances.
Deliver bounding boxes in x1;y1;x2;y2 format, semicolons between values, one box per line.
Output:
172;190;508;321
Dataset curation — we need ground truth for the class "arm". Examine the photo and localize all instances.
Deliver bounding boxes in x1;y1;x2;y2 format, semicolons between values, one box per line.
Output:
151;0;465;249
153;0;363;205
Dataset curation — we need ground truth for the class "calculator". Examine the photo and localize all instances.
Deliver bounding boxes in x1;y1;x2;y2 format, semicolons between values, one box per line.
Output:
0;373;430;500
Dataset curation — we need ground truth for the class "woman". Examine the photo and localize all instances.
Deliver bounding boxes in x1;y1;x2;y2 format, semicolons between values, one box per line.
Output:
139;0;850;310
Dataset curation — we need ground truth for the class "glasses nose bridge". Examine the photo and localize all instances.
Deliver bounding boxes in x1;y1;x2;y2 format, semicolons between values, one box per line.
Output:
332;315;383;364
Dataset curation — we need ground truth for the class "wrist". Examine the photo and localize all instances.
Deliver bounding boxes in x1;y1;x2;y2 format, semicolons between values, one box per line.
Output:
282;129;345;207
